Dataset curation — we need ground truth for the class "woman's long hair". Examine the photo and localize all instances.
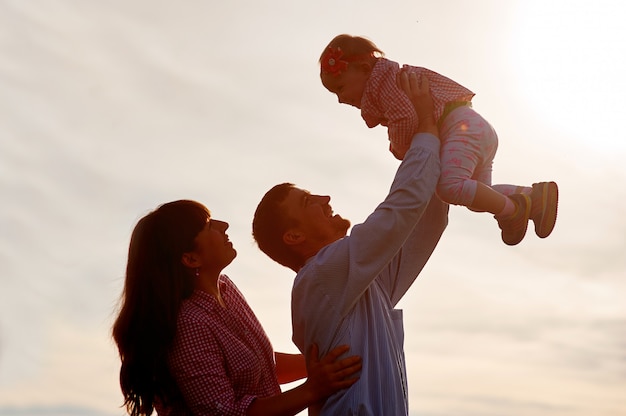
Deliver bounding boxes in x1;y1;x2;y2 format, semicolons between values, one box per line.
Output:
112;200;209;415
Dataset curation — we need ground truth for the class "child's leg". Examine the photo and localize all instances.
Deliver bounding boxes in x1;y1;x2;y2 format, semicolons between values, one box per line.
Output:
489;180;558;239
437;106;509;215
491;184;532;197
529;182;559;238
470;183;513;214
438;107;531;245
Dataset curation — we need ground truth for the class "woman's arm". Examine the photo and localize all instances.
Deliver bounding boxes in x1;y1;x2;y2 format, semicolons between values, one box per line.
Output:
275;352;306;384
248;344;361;416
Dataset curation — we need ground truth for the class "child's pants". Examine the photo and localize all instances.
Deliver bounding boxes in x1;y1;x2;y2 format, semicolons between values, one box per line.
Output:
437;105;523;207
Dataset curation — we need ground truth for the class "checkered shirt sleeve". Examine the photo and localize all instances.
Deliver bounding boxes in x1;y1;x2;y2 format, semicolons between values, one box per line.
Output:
167;275;280;416
361;58;475;146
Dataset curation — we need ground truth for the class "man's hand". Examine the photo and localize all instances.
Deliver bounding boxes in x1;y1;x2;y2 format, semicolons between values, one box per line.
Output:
399;71;438;136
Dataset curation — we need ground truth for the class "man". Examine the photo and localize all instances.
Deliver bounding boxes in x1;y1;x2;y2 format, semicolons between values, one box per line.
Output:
252;74;448;415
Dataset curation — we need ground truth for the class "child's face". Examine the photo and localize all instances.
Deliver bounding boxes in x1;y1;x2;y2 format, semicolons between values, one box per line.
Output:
321;65;370;109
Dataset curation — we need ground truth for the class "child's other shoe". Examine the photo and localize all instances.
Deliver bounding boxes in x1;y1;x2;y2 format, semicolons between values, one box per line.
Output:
495;193;531;246
530;181;559;238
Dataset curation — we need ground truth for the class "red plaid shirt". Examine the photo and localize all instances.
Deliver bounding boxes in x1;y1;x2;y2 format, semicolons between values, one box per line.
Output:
361;58;475;146
159;275;280;416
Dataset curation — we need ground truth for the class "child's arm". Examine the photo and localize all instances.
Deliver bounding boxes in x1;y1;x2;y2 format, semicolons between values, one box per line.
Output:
390;70;439;159
399;72;437;135
378;71;422;160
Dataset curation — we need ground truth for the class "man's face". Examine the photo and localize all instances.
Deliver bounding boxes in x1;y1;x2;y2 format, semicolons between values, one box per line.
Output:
321;64;370;109
281;187;351;249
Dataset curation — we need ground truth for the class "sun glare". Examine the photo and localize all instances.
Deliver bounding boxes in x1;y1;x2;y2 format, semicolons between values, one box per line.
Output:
511;0;626;151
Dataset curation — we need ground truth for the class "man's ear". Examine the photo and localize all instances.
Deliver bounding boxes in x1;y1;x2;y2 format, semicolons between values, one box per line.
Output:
283;229;304;246
181;252;199;268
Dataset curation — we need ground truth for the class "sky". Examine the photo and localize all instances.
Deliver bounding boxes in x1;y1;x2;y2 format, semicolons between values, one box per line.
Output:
1;1;625;415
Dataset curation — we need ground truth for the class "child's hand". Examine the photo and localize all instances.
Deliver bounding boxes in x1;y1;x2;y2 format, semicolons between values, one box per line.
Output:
398;71;437;136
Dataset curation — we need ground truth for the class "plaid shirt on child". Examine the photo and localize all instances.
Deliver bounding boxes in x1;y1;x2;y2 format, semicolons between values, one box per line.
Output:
361;58;475;146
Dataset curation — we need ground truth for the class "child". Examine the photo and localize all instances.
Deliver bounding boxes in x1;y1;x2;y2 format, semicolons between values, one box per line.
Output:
319;34;558;246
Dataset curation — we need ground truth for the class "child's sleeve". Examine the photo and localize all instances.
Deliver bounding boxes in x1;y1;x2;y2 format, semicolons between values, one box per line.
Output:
377;72;420;154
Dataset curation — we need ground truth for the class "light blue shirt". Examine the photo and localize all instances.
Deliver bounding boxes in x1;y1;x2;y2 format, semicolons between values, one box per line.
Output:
291;132;448;416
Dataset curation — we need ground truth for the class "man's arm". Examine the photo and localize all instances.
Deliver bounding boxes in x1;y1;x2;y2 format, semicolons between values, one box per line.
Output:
333;77;441;316
386;194;449;306
382;73;448;304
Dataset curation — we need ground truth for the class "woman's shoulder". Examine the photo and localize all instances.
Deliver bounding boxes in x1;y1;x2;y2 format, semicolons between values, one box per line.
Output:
178;290;220;323
218;274;244;297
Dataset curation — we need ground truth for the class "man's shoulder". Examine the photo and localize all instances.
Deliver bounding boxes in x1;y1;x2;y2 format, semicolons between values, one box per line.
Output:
292;240;349;297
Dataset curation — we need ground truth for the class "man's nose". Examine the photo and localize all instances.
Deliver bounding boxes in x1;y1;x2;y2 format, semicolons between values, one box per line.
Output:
314;195;331;204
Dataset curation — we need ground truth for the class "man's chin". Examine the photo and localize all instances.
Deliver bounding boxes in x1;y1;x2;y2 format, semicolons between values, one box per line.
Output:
335;216;351;234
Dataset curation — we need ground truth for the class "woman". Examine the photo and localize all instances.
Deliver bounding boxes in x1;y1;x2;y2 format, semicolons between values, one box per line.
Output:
112;200;361;415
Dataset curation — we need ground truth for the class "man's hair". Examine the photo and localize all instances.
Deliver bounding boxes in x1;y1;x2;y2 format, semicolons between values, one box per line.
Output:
252;183;302;271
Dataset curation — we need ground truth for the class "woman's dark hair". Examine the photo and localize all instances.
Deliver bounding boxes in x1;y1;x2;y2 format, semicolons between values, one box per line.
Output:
112;200;209;415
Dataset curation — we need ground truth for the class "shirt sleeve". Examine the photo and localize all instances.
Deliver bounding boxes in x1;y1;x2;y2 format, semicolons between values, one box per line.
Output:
376;71;419;146
381;82;418;145
168;314;256;416
382;194;449;306
337;132;442;316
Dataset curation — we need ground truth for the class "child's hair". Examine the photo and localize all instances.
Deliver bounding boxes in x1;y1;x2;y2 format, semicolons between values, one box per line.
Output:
319;34;384;64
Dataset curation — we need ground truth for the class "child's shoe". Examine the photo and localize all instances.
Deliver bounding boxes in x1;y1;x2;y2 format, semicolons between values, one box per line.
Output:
495;194;531;246
530;181;559;238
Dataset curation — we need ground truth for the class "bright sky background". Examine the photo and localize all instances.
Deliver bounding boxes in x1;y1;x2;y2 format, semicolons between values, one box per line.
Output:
1;1;625;415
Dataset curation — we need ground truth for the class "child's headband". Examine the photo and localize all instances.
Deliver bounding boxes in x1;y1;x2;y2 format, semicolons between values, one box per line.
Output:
320;46;373;77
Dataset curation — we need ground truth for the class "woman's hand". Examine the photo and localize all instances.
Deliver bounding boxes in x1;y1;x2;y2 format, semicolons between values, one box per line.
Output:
304;343;362;401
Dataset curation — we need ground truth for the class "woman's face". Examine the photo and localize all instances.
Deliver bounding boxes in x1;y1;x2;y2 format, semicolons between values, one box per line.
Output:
192;218;237;272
